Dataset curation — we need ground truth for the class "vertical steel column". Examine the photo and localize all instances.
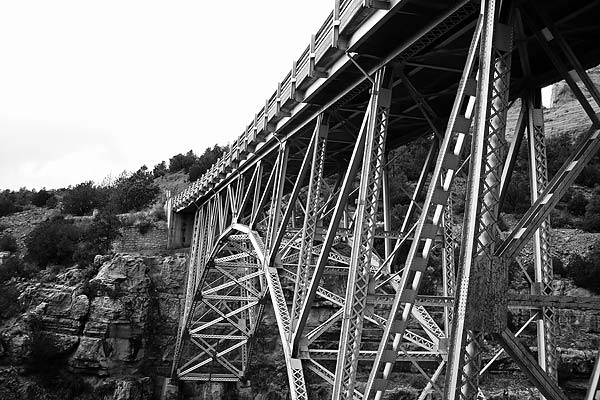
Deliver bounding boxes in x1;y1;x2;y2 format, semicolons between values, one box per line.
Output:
266;145;289;252
364;13;484;400
526;89;558;381
171;206;203;379
332;67;392;400
381;154;393;266
445;0;513;398
442;198;456;338
291;116;328;330
291;84;373;354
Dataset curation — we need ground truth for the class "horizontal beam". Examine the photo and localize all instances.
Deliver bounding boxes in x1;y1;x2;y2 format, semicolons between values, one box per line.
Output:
178;373;240;382
362;294;600;310
305;349;441;362
508;294;600;311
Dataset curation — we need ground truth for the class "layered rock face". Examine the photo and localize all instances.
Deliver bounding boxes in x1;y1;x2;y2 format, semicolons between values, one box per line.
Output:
0;253;187;400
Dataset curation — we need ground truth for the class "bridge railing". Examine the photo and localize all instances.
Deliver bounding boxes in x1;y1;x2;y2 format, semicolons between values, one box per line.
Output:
315;12;334;64
172;0;389;211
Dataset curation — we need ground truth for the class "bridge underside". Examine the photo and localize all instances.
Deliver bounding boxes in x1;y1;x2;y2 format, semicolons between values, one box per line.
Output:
169;0;600;399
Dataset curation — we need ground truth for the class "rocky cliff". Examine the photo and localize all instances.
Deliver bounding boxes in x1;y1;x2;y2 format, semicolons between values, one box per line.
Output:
0;252;187;400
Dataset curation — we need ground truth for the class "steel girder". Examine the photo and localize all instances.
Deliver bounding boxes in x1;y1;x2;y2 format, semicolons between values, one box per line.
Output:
170;1;600;399
332;67;392;400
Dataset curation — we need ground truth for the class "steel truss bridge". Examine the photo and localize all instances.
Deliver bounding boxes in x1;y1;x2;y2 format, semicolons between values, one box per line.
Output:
166;0;600;398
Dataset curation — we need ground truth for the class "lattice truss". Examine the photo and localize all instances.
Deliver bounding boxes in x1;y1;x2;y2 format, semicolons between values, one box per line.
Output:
170;0;600;399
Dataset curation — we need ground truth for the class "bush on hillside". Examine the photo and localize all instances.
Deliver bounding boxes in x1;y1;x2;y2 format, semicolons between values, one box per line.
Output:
25;216;82;267
553;256;567;276
0;191;18;217
544;132;600;188
62;181;107;216
73;210;122;266
0;233;18;253
46;195;59;209
0;284;22;319
568;246;600;294
31;189;54;208
169;150;197;173
152;161;168;178
188;145;227;182
109;166;159;213
0;256;38;284
577;162;600;187
546;133;573;179
567;191;588;216
551;209;575;228
582;187;600;232
0;188;40;216
502;169;531;215
574;131;600;187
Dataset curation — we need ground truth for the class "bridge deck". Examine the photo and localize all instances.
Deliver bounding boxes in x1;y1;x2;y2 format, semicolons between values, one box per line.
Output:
173;0;600;213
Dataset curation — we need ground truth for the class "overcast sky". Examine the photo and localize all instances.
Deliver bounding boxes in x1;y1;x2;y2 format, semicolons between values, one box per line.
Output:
0;0;332;190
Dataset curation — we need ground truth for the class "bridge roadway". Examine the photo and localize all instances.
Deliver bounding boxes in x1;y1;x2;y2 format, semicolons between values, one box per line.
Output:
166;1;600;399
172;0;600;215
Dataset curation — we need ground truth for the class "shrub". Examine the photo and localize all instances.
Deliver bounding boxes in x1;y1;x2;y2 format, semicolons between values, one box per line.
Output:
188;145;227;182
553;256;567;276
25;216;82;267
567;244;600;293
169;150;197;173
62;181;106;216
502;169;531;215
0;233;18;253
31;189;53;208
0;256;38;283
0;284;21;319
389;139;431;181
546;133;573;178
137;220;153;235
577;163;600;188
73;210;122;266
550;209;574;228
87;210;122;254
152;160;168;178
582;187;600;232
36;371;94;400
188;164;204;182
567;192;588;216
45;195;58;209
0;191;17;217
149;202;167;221
574;132;600;187
110;166;159;213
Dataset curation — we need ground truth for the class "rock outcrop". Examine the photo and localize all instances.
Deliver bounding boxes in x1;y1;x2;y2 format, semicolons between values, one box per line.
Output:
0;253;187;399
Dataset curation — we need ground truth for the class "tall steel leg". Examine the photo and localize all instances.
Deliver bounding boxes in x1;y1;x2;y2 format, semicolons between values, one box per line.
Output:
291;117;328;330
526;89;558;381
442;197;456;338
445;1;513;398
171;206;204;379
363;11;484;400
332;66;392;400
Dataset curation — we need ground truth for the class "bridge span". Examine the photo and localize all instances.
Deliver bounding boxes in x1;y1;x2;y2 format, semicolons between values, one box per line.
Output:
166;0;600;399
